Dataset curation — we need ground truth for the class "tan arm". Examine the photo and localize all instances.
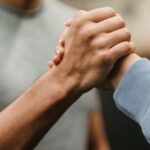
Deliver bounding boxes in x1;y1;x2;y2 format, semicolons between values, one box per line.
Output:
0;69;80;150
87;110;110;150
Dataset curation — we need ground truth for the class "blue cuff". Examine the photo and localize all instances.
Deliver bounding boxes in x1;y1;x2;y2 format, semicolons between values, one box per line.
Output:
114;58;150;123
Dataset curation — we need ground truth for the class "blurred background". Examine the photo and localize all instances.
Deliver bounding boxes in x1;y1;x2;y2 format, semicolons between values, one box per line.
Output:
0;0;150;150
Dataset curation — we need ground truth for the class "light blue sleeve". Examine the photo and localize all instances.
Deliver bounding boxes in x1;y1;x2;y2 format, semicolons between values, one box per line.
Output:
114;58;150;143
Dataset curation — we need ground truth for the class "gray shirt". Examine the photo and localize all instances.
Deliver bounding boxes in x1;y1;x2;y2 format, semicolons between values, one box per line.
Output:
0;0;99;149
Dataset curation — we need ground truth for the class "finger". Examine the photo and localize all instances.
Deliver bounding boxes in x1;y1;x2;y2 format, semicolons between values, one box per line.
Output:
93;27;131;49
52;56;61;65
93;15;125;34
87;7;116;22
60;38;65;47
55;46;60;55
57;30;67;53
106;27;131;48
110;42;135;60
55;45;65;57
57;49;64;59
65;10;86;26
53;49;64;66
48;61;54;68
65;18;73;27
59;28;69;48
58;32;66;47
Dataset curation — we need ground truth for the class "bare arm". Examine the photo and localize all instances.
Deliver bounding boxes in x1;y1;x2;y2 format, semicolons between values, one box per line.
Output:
0;7;133;149
0;68;80;150
87;110;110;150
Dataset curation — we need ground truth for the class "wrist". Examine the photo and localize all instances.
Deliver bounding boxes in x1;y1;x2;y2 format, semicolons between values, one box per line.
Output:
110;53;141;90
28;67;82;111
50;66;82;101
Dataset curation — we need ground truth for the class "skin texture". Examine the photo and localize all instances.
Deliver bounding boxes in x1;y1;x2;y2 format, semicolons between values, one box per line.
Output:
51;33;141;91
0;8;134;149
49;10;134;90
107;53;141;90
53;27;141;90
49;12;136;91
1;0;41;12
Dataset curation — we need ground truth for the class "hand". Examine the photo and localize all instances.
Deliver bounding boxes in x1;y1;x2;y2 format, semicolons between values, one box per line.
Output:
50;8;134;93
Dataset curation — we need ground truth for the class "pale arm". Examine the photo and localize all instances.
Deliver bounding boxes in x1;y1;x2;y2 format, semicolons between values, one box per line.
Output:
110;53;141;90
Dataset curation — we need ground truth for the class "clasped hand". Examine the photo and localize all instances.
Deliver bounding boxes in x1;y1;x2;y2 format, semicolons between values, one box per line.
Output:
49;7;134;92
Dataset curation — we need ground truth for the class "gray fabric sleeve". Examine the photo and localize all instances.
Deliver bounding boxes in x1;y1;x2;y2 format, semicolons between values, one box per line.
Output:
114;58;150;143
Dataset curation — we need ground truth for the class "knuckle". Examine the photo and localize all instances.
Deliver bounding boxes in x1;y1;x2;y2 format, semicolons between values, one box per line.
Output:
100;52;114;64
91;40;99;49
74;10;87;24
73;16;86;27
79;24;97;41
80;28;89;37
85;25;95;39
76;10;86;16
74;17;83;26
91;37;106;49
98;36;107;47
78;26;93;41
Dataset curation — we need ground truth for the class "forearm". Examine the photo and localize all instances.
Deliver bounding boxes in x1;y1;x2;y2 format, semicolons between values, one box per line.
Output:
0;69;80;150
88;110;110;150
110;53;141;90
